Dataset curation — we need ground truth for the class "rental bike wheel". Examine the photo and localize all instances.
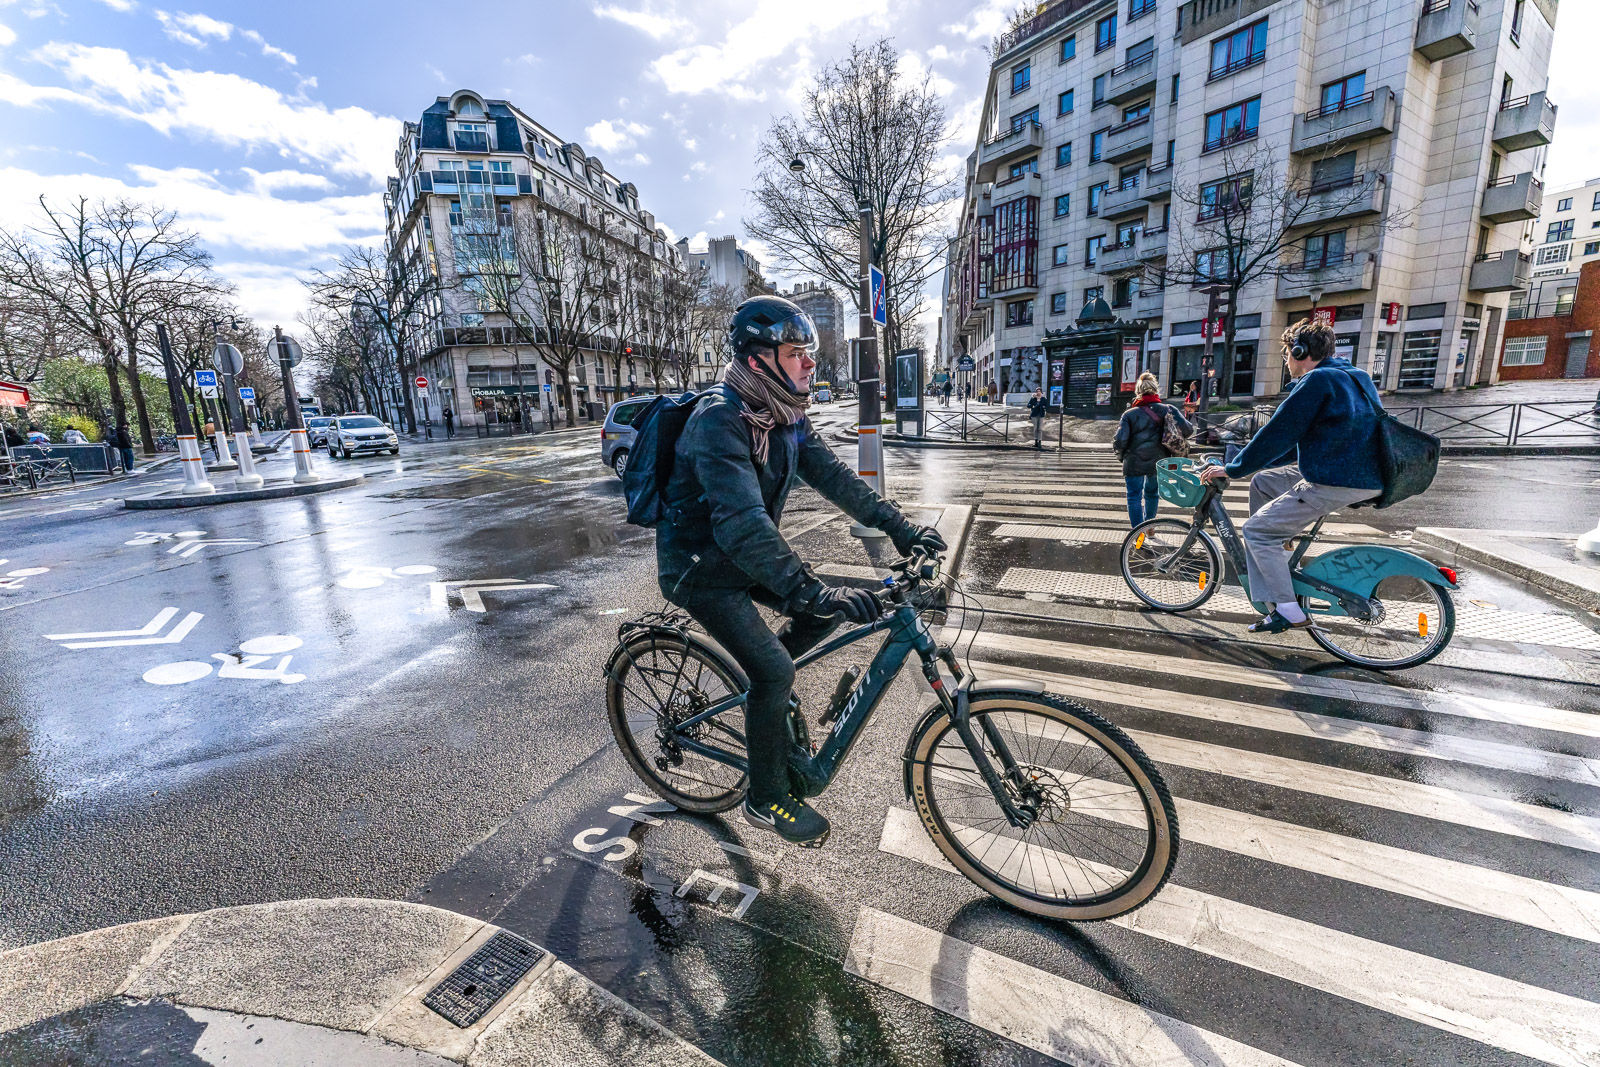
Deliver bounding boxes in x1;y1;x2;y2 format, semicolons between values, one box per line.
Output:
606;633;747;813
1120;518;1222;612
906;690;1178;921
1302;575;1455;670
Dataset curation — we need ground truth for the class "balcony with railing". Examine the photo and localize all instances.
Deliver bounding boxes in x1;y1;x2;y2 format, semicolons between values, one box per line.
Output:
977;121;1045;181
1137;227;1169;261
1275;252;1375;300
1135;287;1165;319
1104;114;1155;162
1291;86;1396;154
1141;162;1173;201
1506;300;1573;321
992;171;1044;207
1416;0;1478;60
1100;174;1149;218
1097;237;1142;274
1469;249;1532;292
1493;91;1557;151
1481;172;1542;224
992;0;1101;58
1287;170;1387;228
1107;49;1158;105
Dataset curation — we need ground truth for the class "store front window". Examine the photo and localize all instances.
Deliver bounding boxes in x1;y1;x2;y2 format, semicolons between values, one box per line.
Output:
1399;330;1442;389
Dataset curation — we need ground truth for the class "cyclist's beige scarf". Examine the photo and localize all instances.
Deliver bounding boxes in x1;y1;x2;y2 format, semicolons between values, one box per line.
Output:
724;357;809;465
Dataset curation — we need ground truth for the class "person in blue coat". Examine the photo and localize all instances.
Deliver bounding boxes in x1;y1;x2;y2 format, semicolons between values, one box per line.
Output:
1199;319;1384;634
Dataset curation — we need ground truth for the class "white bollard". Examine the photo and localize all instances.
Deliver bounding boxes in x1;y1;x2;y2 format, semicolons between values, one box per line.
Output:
212;424;234;467
1578;517;1600;556
289;428;320;484
176;435;216;495
233;430;263;488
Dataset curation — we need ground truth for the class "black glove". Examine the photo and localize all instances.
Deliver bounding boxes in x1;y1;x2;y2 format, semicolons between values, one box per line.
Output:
889;523;948;559
800;583;881;624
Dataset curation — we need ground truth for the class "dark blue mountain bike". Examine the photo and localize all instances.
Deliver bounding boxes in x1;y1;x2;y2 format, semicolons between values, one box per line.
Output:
605;553;1179;921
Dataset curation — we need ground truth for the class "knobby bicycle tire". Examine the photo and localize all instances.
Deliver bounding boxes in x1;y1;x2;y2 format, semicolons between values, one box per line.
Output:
606;631;748;813
907;690;1179;921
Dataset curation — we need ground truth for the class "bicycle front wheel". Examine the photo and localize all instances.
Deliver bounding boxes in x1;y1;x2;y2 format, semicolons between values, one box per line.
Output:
1120;518;1222;612
907;690;1178;921
1303;575;1455;670
606;632;748;813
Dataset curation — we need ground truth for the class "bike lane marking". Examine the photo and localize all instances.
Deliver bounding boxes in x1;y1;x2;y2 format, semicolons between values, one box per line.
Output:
872;809;1600;1067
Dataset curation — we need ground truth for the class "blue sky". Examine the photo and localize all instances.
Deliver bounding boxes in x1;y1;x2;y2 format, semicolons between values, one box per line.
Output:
0;0;1595;337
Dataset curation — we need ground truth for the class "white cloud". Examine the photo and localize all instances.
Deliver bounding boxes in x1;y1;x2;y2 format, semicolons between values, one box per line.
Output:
0;22;14;45
943;0;1013;43
689;160;709;174
592;2;689;40
583;117;650;152
649;0;889;97
630;152;651;165
683;137;696;151
22;43;399;184
154;11;295;64
93;0;136;10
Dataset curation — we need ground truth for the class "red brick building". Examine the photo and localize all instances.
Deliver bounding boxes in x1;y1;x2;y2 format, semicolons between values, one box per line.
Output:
1499;260;1600;381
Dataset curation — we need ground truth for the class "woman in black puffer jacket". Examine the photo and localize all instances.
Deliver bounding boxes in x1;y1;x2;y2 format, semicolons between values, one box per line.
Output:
1112;372;1192;526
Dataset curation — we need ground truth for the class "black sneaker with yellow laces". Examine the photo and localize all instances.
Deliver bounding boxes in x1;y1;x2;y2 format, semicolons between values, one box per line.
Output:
742;791;831;848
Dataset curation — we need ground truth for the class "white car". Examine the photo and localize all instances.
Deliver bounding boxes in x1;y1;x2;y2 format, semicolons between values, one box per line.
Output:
326;415;399;458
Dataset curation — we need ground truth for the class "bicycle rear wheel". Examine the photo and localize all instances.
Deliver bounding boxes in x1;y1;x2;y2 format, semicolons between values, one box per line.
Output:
1303;575;1455;670
606;632;748;813
1120;519;1222;612
906;690;1178;921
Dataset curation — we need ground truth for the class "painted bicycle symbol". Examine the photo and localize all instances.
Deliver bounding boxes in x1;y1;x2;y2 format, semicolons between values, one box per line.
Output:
143;634;307;686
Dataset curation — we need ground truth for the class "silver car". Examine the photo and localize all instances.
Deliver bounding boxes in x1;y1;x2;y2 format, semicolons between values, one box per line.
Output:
304;416;333;447
327;415;400;458
602;397;653;477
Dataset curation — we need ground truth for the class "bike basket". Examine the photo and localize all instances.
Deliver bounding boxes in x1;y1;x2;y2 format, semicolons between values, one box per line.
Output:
1155;458;1207;508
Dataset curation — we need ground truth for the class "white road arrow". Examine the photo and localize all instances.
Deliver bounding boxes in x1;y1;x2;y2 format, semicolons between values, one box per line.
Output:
430;578;556;613
168;538;260;558
45;606;203;649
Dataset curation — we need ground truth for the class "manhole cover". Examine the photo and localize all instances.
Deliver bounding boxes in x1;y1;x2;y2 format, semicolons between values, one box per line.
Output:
423;931;544;1028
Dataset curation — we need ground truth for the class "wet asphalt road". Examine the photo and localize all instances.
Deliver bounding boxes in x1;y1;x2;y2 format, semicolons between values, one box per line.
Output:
2;404;1599;1066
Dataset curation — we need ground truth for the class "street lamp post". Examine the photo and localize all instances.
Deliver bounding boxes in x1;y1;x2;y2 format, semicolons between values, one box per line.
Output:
156;322;215;495
790;153;886;539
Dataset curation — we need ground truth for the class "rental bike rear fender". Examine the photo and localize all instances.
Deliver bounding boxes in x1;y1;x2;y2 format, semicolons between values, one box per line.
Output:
1293;545;1457;616
900;676;1049;799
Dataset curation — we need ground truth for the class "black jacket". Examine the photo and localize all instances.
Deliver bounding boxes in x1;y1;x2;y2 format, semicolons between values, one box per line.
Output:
1027;396;1049;419
1113;400;1191;477
657;384;912;604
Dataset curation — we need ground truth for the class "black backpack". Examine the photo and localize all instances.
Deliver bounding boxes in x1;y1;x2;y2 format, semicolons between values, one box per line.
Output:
621;390;710;527
1343;367;1438;509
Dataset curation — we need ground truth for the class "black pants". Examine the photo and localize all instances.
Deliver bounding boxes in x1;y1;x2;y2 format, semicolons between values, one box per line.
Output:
663;581;840;805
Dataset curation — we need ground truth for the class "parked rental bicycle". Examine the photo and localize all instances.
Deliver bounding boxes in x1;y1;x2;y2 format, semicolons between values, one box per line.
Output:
1120;456;1458;669
605;551;1179;921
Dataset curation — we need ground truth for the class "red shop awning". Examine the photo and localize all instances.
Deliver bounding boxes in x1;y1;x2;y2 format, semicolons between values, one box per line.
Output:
0;380;29;408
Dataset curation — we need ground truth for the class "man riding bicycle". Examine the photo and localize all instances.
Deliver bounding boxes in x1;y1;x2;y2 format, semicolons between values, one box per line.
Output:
1198;318;1384;634
656;295;946;847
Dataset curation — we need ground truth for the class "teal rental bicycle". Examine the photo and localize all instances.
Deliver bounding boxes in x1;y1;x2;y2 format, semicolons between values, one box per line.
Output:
605;554;1179;921
1119;457;1459;670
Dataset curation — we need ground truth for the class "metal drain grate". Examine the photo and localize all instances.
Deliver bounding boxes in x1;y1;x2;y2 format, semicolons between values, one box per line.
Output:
423;931;544;1028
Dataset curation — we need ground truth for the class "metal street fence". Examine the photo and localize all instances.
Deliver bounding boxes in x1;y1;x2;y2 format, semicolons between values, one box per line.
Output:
1384;400;1600;447
921;407;1015;442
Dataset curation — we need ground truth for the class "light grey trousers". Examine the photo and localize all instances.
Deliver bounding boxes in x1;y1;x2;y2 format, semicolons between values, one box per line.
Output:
1032;415;1045;445
1242;465;1379;606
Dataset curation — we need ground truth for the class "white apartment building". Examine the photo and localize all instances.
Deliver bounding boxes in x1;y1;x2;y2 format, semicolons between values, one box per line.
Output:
676;235;772;295
384;89;686;428
1514;174;1600;319
943;0;1558;411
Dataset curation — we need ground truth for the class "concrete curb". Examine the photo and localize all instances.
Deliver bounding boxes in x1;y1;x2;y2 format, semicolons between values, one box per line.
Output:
1414;527;1600;613
124;472;366;510
0;453;186;499
834;430;1111;453
0;898;723;1066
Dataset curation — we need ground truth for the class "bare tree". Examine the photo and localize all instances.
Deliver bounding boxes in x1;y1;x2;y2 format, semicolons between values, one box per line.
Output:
511;205;608;427
0;279;73;385
685;281;741;389
747;39;956;356
1156;141;1402;404
306;244;439;434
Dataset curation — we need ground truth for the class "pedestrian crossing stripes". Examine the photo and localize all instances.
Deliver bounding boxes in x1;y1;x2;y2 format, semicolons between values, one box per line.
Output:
871;810;1600;1067
990;522;1342;555
977;504;1385;538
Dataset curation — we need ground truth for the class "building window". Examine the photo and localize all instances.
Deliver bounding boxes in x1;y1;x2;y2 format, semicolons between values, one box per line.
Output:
1051;292;1069;314
1585;241;1599;255
1123;101;1151;122
1006;299;1035;327
1128;0;1156;21
1320;72;1367;114
1085;235;1104;266
1546;219;1575;242
1055;193;1072;216
1011;107;1040;131
1112;276;1139;307
1093;73;1108;108
993;196;1038;292
1196;247;1236;282
1057;143;1073;167
1061;36;1076;62
1536;244;1570;264
1012;63;1031;94
1510;0;1525;44
1556;288;1577;313
1210;18;1268;80
1399;330;1441;388
1204;97;1260;152
1557;197;1573;212
1088;181;1108;215
1592;191;1600;212
1059;90;1075;115
1009;157;1039;178
1096;14;1117;51
1084;286;1104;304
1198;173;1252;219
1091;128;1108;161
1171;74;1180;103
1502;335;1545;366
1310;152;1358;192
1302;230;1347;269
1053;244;1072;266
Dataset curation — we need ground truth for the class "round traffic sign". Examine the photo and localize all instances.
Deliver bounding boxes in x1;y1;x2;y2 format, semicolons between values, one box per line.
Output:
275;336;304;367
212;342;244;376
415;375;429;389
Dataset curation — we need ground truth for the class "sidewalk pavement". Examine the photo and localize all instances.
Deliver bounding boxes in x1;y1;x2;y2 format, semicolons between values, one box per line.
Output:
1415;527;1600;613
0;898;723;1067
